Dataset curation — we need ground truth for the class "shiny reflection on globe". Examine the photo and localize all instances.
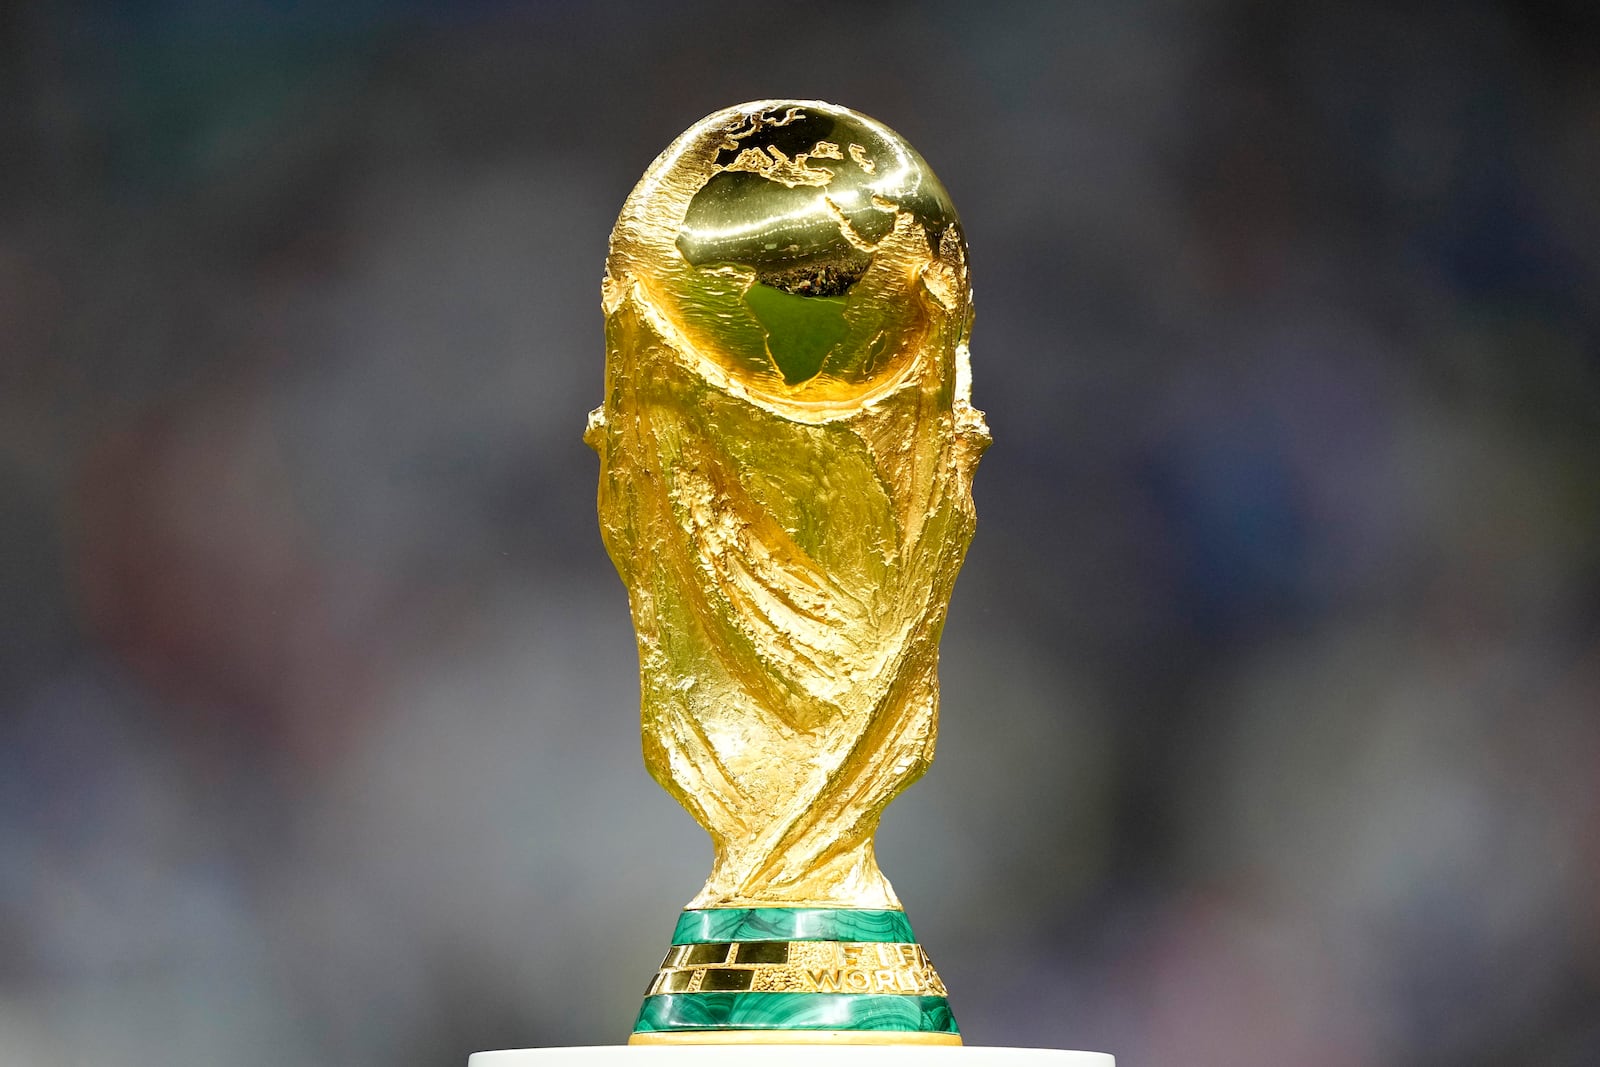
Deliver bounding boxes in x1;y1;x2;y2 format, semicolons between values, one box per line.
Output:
602;101;968;396
671;104;963;386
677;105;958;297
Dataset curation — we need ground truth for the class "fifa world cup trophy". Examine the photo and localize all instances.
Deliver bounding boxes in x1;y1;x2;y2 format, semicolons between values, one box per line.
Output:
586;100;988;1044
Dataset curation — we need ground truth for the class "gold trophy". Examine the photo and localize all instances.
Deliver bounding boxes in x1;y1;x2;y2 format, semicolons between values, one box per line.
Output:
585;100;988;1044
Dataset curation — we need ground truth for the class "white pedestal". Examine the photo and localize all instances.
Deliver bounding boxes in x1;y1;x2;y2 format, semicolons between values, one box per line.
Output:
471;1048;1112;1067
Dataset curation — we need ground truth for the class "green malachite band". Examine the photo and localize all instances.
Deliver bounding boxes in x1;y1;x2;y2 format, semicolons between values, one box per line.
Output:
671;909;916;945
643;911;956;1036
633;992;958;1034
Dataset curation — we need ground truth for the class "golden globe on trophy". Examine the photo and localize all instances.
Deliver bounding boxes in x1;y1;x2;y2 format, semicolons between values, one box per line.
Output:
473;100;1112;1065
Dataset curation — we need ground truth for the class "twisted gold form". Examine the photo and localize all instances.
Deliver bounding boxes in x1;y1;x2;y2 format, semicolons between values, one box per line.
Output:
589;100;987;911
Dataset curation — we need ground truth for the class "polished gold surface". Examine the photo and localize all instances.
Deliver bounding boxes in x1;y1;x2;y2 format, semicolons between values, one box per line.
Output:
589;100;987;909
646;941;948;996
627;1030;964;1047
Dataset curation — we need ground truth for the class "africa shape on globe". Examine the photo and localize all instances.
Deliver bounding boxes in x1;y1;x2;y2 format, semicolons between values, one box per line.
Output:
672;105;963;387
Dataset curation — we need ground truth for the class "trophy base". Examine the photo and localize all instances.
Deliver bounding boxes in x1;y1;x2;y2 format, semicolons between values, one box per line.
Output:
628;1029;961;1045
633;908;957;1042
472;1049;1112;1066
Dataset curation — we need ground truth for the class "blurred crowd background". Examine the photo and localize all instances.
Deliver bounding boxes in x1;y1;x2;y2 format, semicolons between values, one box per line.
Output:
4;2;1600;1064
